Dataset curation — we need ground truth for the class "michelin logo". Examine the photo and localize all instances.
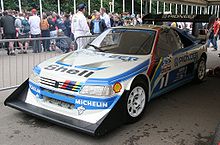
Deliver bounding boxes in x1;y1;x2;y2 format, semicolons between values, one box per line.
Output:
77;106;86;115
75;99;108;108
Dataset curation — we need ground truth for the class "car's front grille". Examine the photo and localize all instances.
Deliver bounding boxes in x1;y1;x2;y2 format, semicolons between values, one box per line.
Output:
43;96;75;110
40;77;83;92
41;87;75;98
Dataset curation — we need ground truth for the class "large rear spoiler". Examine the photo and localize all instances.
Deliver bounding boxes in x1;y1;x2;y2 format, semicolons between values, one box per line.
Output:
142;14;213;37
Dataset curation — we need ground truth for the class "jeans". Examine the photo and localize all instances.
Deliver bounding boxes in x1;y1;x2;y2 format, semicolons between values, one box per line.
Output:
31;34;41;53
207;36;218;50
41;30;50;51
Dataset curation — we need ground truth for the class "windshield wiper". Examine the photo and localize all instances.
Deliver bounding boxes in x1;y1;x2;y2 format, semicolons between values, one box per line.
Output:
87;43;104;52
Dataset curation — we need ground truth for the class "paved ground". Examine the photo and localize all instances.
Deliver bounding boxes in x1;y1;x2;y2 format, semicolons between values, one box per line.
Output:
1;77;220;145
0;47;220;145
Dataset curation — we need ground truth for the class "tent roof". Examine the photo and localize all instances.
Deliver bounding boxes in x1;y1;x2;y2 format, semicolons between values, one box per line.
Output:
154;0;220;5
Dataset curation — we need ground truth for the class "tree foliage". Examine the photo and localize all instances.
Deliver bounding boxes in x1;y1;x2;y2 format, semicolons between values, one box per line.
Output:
3;0;144;14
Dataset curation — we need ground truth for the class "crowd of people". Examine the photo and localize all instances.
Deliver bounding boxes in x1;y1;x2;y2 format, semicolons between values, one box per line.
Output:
0;4;143;55
0;3;220;56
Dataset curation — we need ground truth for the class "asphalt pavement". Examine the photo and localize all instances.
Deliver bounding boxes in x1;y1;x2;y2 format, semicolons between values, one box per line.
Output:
0;48;220;145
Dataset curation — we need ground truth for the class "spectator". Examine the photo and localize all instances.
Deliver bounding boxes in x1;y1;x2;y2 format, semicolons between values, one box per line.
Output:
56;15;67;36
213;18;220;51
87;15;92;26
15;13;30;54
47;15;57;51
71;3;90;39
29;9;41;53
1;11;16;55
136;14;143;24
109;13;114;27
90;12;107;35
56;30;73;53
40;14;50;52
208;18;220;51
113;15;124;27
63;14;71;37
100;7;111;28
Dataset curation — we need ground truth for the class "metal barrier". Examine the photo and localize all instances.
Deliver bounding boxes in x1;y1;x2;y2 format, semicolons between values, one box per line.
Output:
0;37;68;91
0;35;99;91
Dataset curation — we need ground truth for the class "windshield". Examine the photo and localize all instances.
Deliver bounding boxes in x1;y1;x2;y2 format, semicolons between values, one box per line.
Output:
85;28;156;55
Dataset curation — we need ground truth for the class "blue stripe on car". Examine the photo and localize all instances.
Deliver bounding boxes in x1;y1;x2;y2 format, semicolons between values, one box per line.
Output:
33;66;41;75
75;66;108;71
29;81;119;110
56;61;72;67
85;60;150;85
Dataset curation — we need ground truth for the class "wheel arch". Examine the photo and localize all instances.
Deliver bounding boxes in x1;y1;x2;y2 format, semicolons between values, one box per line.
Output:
124;74;151;101
200;52;207;61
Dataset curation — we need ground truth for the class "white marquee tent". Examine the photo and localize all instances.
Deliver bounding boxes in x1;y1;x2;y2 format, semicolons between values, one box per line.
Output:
1;0;220;18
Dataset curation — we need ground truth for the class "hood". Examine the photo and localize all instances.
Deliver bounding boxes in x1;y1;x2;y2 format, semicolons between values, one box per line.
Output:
37;50;151;84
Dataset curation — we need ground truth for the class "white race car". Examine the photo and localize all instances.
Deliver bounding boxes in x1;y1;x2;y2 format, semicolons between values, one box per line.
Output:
5;25;207;136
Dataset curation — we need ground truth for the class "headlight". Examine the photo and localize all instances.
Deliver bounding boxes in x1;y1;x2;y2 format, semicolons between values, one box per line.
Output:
29;72;40;83
80;85;114;97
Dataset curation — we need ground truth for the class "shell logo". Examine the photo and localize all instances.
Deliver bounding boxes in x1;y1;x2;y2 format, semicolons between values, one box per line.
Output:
113;82;122;93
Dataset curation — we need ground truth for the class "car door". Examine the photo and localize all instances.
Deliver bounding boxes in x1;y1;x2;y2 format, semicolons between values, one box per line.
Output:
150;29;174;95
169;29;198;84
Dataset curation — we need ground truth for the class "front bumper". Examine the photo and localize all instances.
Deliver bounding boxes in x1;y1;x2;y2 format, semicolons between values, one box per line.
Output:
4;79;128;136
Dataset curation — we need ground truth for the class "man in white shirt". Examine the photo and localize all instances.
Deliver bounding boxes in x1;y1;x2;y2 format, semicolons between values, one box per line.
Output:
29;9;41;53
100;7;111;28
71;3;91;49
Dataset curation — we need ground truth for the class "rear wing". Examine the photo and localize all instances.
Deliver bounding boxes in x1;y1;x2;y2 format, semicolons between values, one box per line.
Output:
142;14;213;37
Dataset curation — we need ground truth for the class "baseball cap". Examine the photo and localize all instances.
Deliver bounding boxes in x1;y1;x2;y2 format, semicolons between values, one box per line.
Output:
77;3;87;11
31;9;37;13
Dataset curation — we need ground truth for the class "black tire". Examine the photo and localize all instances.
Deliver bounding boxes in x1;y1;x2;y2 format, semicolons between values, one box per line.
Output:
212;123;220;145
125;79;148;124
195;56;206;82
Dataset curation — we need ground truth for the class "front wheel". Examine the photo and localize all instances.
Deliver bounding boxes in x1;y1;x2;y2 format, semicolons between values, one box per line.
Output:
195;57;206;82
125;80;148;123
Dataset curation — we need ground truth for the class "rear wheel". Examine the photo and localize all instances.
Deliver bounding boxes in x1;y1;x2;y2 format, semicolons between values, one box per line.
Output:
195;57;206;82
125;80;148;123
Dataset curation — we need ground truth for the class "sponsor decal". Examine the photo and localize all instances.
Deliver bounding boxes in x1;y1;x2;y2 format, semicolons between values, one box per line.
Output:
108;55;138;62
75;51;139;61
175;66;188;82
161;57;172;73
29;83;43;99
77;106;86;115
75;99;108;108
174;52;198;67
44;65;94;78
162;14;196;19
30;84;40;94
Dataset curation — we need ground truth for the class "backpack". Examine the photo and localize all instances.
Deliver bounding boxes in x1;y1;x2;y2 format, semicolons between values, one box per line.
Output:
40;19;49;30
20;19;30;33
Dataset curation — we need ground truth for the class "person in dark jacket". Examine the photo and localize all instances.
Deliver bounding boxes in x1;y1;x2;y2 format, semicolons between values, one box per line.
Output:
90;12;107;35
56;15;67;36
48;15;57;51
64;14;71;37
1;11;16;55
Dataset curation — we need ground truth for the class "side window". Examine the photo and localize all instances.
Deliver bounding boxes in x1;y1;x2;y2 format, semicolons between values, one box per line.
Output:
155;30;172;58
174;29;194;48
169;29;184;53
